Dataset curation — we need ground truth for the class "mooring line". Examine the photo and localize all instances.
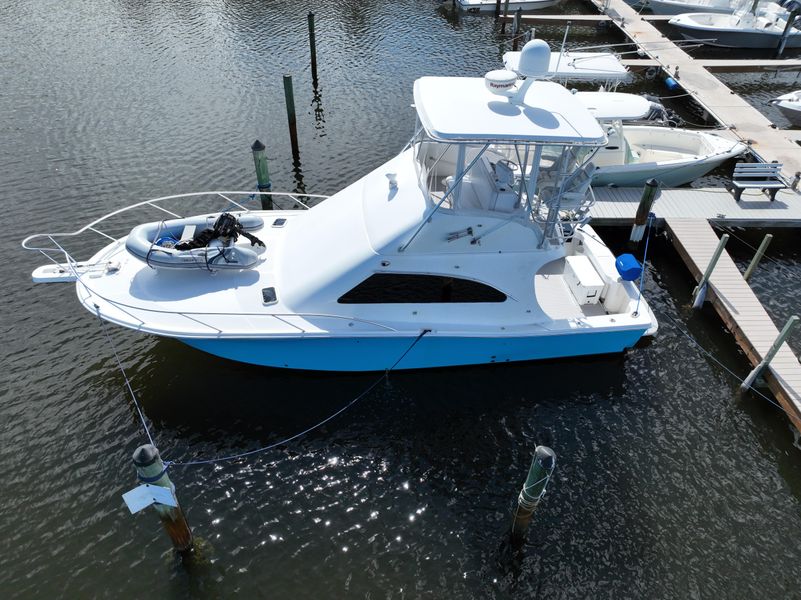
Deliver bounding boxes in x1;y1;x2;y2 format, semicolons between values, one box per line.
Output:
656;308;792;417
95;306;156;447
169;328;432;467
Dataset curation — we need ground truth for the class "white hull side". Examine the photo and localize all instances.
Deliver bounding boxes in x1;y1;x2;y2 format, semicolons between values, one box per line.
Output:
670;13;801;48
592;126;745;187
646;0;738;15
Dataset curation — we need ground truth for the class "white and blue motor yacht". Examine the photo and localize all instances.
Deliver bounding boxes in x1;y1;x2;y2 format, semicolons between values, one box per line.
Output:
24;41;657;372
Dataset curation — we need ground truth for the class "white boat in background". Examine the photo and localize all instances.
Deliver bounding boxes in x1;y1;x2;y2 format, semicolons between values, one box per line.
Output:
669;7;801;48
573;91;748;187
503;49;630;88
645;0;745;15
457;0;562;11
770;90;801;125
24;40;657;372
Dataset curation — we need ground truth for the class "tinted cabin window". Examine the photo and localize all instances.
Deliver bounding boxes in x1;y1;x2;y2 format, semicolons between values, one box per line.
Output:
338;274;506;304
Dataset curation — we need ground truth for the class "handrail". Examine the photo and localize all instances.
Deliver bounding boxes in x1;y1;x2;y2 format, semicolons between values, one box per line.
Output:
22;190;328;252
34;231;397;335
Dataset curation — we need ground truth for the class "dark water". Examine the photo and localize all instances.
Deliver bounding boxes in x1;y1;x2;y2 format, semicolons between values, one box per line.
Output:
3;1;801;598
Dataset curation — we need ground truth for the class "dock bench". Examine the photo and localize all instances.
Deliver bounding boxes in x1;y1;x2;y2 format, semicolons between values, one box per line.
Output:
731;162;786;201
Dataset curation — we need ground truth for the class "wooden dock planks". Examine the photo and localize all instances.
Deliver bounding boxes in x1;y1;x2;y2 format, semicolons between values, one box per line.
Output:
665;218;801;431
590;187;801;227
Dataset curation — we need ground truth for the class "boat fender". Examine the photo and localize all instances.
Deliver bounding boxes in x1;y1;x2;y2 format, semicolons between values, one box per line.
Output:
664;77;680;92
615;254;642;282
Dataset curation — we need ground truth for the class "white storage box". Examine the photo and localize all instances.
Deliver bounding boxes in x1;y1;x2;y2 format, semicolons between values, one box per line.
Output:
564;255;604;305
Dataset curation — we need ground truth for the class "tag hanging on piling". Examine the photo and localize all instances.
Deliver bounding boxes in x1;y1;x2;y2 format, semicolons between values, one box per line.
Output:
122;483;178;514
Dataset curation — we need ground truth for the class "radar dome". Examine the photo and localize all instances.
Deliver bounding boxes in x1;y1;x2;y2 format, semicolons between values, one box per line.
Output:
517;39;551;79
484;69;518;95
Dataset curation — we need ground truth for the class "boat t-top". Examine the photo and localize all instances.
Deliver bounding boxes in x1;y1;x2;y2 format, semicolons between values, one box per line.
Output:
24;40;657;372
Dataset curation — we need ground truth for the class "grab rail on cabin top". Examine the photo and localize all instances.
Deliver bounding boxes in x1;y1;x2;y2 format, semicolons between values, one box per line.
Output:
21;191;328;257
75;283;401;335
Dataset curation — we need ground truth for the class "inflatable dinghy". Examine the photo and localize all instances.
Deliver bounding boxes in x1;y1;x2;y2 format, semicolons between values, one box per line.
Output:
125;212;264;270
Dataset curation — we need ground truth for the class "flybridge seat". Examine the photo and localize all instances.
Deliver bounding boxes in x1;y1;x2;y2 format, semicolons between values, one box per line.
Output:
444;154;521;213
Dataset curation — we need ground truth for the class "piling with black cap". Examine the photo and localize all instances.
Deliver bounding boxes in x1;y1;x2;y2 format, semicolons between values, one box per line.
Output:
283;74;300;160
510;446;556;545
630;178;660;243
132;444;194;554
308;12;318;87
251;140;272;210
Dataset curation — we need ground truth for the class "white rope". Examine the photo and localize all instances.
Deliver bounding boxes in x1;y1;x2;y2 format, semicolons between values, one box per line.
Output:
95;307;156;447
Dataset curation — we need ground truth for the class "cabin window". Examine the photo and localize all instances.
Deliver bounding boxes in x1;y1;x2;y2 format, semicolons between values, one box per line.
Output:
338;274;506;304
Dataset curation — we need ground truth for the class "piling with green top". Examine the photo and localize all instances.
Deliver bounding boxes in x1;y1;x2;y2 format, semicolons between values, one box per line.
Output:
132;444;194;555
510;446;556;545
251;140;272;210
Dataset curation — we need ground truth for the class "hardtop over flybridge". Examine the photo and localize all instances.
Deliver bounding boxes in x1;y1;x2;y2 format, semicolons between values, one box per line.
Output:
23;40;657;372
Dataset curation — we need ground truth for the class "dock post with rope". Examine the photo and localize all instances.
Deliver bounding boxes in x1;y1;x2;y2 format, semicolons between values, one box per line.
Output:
743;234;773;282
132;444;194;555
510;446;555;545
741;316;801;391
691;233;729;309
629;179;660;244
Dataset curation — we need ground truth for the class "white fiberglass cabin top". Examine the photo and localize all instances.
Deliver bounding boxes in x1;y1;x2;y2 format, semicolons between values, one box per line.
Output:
24;40;657;372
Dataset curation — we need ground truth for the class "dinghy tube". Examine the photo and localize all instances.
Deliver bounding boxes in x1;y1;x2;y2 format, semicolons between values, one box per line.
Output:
125;213;264;270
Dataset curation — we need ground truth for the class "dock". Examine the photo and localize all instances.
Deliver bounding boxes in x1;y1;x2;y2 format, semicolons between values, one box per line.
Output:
665;218;801;431
590;187;801;227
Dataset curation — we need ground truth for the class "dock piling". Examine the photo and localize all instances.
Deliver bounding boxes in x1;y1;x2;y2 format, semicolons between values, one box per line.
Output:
500;0;510;33
494;0;501;18
251;140;272;210
741;316;800;390
511;8;523;50
630;178;660;243
692;233;729;307
283;74;300;160
308;12;318;87
132;444;194;555
743;233;773;282
510;446;556;545
777;10;799;57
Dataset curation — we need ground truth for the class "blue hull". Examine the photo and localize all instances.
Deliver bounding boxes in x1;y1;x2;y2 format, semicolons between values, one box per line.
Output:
181;328;647;371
